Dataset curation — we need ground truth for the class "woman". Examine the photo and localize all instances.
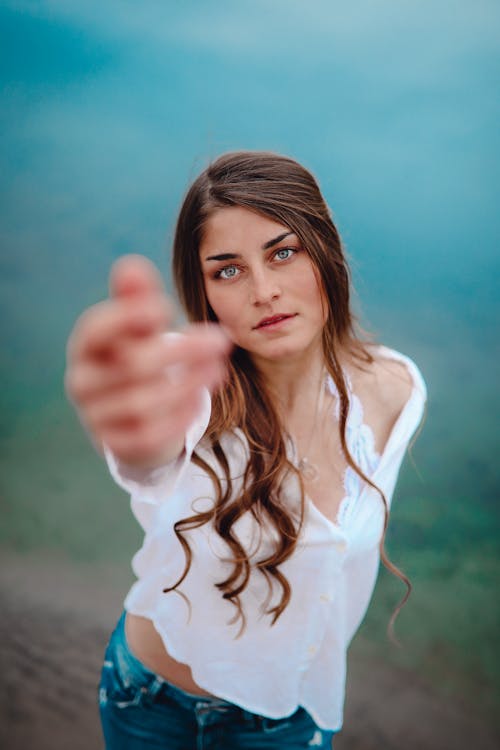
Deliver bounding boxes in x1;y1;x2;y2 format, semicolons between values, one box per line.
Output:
65;151;427;749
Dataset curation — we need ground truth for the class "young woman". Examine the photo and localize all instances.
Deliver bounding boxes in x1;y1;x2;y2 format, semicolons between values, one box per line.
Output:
65;151;427;749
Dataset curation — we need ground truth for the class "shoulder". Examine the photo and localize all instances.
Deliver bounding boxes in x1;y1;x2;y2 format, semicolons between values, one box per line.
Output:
345;344;425;455
347;344;414;411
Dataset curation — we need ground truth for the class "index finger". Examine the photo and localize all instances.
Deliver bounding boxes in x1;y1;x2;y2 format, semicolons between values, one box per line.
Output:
67;294;173;363
109;254;166;300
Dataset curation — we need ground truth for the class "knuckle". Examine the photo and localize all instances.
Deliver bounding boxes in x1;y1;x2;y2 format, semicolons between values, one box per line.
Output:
83;402;102;428
63;368;76;398
64;369;84;401
125;348;155;380
70;303;109;352
133;295;167;324
74;303;101;333
125;389;149;419
120;349;142;378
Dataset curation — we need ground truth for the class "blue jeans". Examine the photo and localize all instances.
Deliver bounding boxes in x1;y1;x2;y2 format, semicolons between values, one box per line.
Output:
99;612;336;749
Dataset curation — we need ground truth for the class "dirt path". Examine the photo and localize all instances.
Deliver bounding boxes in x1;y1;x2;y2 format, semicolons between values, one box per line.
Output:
0;551;498;750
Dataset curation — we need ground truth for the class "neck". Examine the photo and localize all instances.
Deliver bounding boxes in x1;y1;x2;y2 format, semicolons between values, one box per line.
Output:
252;351;324;412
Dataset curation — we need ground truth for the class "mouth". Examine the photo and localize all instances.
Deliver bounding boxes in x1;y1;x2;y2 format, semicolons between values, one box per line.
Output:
254;313;297;329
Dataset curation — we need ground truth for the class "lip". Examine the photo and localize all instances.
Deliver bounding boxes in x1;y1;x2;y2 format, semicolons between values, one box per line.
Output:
254;313;297;330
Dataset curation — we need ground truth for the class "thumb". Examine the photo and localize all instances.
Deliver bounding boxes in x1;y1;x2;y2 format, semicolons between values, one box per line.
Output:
109;254;166;300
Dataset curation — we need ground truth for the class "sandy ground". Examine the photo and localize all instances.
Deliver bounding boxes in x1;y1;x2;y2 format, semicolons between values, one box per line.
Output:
0;551;498;750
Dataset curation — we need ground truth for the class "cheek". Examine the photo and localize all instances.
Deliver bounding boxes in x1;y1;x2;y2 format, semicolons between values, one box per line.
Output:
205;285;240;328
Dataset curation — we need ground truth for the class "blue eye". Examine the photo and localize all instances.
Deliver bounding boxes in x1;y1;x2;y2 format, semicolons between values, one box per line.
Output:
216;265;240;280
275;247;295;261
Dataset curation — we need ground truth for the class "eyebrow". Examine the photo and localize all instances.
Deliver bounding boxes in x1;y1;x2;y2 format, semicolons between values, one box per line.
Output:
204;231;294;262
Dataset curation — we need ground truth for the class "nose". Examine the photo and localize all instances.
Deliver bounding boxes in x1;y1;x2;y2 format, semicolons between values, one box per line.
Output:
248;268;281;306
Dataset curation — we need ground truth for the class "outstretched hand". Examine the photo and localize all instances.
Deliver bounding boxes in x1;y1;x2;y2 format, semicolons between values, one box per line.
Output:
65;254;231;469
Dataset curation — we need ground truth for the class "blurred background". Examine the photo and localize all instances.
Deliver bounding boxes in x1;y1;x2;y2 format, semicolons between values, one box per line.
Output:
1;1;498;748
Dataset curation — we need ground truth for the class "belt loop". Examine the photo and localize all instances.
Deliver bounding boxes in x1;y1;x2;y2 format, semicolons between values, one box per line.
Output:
141;675;165;705
150;676;165;698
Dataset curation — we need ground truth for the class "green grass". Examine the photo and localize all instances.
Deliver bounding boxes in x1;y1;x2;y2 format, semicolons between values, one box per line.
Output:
0;397;142;563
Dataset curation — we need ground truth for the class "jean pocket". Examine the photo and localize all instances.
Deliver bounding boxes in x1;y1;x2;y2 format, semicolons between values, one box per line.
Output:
99;639;154;710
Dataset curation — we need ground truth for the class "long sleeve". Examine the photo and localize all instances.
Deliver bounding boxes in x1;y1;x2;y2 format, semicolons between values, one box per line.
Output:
103;385;212;530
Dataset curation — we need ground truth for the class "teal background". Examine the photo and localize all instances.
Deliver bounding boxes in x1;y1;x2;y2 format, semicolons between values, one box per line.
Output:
1;0;498;728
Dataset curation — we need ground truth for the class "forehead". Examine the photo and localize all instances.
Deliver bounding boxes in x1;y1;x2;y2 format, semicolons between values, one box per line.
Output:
200;206;291;254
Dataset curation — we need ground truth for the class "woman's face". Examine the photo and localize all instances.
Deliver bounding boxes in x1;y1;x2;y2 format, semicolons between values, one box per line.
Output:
199;206;328;366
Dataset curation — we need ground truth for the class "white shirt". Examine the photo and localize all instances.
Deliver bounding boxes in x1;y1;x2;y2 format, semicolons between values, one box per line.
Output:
104;343;427;731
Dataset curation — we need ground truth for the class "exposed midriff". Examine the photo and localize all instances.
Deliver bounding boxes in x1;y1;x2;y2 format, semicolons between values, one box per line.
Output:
124;612;216;697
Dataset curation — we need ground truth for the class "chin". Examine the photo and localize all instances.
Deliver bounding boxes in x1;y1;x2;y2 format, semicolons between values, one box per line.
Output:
252;341;308;362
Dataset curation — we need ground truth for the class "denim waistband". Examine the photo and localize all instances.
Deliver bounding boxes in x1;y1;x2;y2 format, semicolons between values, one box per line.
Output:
109;611;248;718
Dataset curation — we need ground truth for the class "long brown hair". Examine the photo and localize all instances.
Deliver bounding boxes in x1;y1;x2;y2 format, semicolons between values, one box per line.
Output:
167;151;411;643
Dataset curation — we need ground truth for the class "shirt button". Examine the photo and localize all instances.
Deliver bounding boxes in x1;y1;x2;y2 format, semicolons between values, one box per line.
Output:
307;645;317;656
336;540;347;552
319;593;331;602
